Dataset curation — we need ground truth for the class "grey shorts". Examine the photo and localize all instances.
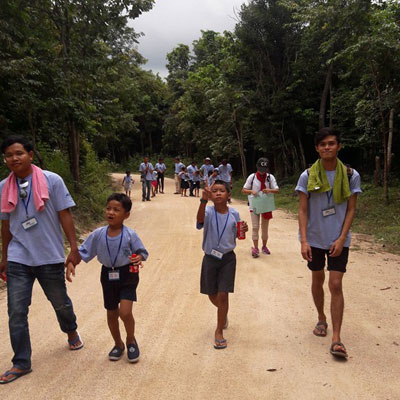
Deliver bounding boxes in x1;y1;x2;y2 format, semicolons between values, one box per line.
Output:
200;251;236;295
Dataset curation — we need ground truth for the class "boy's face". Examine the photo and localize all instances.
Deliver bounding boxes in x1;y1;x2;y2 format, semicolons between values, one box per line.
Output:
105;200;130;228
3;143;33;177
315;135;341;161
210;183;230;204
144;157;149;163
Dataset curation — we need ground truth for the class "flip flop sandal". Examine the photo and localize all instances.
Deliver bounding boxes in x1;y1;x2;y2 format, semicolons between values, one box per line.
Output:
0;369;32;384
313;321;328;337
68;331;84;351
330;341;348;359
214;338;227;350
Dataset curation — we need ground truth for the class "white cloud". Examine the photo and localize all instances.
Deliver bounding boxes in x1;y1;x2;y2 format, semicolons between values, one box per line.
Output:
130;0;248;77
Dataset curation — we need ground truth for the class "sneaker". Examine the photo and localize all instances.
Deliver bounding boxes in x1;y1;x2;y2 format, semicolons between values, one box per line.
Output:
127;341;140;363
108;344;125;361
251;247;259;258
262;246;271;255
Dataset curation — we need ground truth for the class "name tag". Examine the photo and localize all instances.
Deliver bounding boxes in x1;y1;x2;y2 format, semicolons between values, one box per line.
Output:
108;271;120;281
21;217;38;230
322;207;336;217
210;249;223;260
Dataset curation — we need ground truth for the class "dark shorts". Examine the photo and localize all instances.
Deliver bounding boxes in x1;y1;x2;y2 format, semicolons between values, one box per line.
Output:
192;181;200;189
100;265;139;310
181;180;189;189
200;251;236;295
307;247;349;273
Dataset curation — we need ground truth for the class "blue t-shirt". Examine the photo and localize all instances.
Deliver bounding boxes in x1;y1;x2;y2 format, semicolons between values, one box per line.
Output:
155;163;166;173
218;164;233;183
79;225;148;268
139;162;154;181
200;164;214;180
123;175;133;185
197;205;240;255
192;171;201;182
174;162;185;174
187;165;198;180
295;168;362;250
0;171;76;266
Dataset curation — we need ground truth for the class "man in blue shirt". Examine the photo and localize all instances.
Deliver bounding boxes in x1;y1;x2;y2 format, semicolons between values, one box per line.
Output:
0;135;83;384
155;158;167;194
139;156;153;202
187;161;198;197
296;127;361;359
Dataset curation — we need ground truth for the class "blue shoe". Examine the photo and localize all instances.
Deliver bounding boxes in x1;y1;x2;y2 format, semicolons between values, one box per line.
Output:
127;341;140;363
108;344;125;361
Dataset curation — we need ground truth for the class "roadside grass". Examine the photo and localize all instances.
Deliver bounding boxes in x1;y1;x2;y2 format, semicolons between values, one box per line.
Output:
232;178;400;254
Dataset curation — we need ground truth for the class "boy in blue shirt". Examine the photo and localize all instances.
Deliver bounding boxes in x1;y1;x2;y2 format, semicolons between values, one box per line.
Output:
67;193;148;363
196;180;248;349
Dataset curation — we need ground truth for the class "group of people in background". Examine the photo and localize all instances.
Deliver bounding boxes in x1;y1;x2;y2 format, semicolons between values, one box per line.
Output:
174;157;233;200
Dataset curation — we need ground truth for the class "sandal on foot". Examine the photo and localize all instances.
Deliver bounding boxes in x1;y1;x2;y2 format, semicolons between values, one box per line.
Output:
68;331;84;351
109;344;125;361
313;321;328;337
330;341;348;359
214;338;227;350
0;368;32;384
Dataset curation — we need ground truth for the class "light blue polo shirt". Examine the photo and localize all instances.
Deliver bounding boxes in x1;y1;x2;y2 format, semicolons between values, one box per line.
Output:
79;225;148;268
174;162;185;174
200;164;214;180
197;205;240;255
139;162;154;180
0;171;76;266
296;168;362;250
218;164;233;182
187;165;198;180
155;163;166;173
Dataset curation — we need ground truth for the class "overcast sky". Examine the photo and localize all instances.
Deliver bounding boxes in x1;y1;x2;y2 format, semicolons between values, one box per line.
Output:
130;0;249;77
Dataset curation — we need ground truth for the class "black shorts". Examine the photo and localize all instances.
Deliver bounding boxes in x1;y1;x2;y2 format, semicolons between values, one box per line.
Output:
200;251;236;295
181;180;189;189
100;265;139;310
192;181;200;189
307;247;349;273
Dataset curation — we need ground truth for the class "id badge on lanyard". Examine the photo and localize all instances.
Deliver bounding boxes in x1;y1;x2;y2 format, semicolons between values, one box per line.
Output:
322;190;336;217
106;226;124;281
18;181;38;231
211;208;230;260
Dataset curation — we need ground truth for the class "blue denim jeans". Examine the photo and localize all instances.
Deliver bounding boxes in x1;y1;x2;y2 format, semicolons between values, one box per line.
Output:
6;261;78;370
142;179;151;200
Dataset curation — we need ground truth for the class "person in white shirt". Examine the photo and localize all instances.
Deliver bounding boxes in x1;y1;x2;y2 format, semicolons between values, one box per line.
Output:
242;158;279;258
155;158;166;194
174;157;185;194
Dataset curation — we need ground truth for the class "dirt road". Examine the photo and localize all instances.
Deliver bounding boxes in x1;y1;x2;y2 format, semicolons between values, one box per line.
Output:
1;174;399;400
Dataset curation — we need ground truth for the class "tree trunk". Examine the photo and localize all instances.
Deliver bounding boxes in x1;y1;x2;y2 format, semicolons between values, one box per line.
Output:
296;128;307;171
319;63;333;129
388;108;394;174
27;109;44;169
68;118;80;189
374;156;380;186
232;110;247;179
329;82;333;128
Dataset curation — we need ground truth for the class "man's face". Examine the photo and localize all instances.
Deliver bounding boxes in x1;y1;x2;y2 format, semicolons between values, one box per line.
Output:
144;157;149;163
3;143;33;177
315;135;341;161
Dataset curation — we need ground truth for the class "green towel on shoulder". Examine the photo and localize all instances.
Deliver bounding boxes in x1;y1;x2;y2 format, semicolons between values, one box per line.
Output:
307;159;351;204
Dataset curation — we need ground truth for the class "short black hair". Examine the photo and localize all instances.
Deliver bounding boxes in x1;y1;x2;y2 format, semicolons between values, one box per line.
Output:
315;127;341;146
1;135;33;154
106;193;132;212
213;179;231;193
126;170;130;174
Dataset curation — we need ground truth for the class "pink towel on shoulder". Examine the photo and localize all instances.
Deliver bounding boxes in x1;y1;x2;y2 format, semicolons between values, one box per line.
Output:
1;164;49;213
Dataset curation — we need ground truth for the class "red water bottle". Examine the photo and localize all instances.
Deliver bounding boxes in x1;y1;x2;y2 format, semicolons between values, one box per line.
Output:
129;254;139;273
237;221;246;240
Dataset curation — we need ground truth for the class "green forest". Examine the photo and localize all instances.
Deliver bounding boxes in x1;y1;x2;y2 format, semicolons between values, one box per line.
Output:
1;0;399;204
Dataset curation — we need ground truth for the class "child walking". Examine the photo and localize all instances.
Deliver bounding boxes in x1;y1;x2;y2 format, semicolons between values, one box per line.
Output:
151;169;158;197
196;180;248;349
179;166;189;197
67;193;148;363
122;171;134;197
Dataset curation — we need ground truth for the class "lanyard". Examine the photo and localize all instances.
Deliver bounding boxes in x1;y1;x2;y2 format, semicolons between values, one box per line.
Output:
106;226;124;268
16;180;32;218
326;190;333;206
214;207;230;248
